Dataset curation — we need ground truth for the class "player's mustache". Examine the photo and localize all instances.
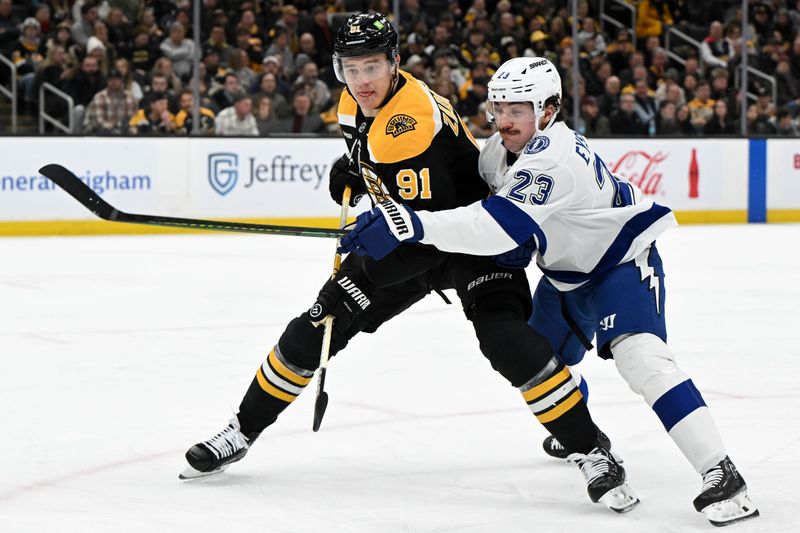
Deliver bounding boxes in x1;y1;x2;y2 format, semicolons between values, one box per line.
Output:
499;126;519;135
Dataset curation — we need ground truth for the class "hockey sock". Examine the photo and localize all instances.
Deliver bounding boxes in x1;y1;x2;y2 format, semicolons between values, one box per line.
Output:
520;357;598;454
612;333;726;473
237;344;314;436
568;365;590;402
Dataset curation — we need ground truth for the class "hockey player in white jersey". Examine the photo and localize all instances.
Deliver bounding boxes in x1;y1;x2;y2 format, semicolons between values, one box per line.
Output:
340;57;759;527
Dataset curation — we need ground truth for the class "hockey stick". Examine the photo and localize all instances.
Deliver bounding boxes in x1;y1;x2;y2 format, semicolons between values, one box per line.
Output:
313;185;352;432
38;164;347;239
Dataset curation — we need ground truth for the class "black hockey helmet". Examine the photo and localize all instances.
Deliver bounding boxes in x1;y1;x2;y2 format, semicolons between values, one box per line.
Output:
333;12;398;59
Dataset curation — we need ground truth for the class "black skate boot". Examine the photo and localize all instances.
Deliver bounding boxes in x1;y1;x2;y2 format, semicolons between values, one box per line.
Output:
568;444;639;513
543;428;622;462
180;417;255;480
693;457;759;526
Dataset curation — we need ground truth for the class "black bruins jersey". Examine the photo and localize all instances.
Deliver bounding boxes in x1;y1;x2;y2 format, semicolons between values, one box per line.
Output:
337;70;489;211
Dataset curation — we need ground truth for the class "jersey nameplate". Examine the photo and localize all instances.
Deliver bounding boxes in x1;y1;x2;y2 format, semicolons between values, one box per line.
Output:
386;114;417;137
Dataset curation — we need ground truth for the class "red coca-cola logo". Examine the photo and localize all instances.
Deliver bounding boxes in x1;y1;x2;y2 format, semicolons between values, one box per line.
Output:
610;151;667;196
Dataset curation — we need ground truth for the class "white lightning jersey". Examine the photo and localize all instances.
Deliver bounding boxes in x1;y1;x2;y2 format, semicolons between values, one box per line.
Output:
416;121;678;290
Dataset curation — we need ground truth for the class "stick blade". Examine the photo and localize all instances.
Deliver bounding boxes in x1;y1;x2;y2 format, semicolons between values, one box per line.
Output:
39;163;117;219
312;391;329;432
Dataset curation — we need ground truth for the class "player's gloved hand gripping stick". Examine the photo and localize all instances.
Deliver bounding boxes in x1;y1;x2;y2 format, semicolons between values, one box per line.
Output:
312;186;352;431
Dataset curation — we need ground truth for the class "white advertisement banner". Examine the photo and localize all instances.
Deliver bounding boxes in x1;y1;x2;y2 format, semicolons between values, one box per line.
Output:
766;139;800;210
591;138;749;212
0;137;749;224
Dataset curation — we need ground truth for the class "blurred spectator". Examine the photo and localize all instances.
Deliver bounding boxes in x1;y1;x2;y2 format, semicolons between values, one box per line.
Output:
72;1;99;48
676;103;695;135
632;79;658;132
106;8;130;51
143;74;178;113
655;69;686;107
114;58;144;102
129;92;176;135
580;96;610;137
151;57;183;96
205;24;231;65
274;89;324;134
636;0;673;41
228;48;256;93
215;92;258;136
160;22;195;81
138;7;164;43
775;108;799;135
746;104;776;134
598;75;621;116
775;58;800;114
12;18;46;114
457;76;488;120
703;99;737;135
700;21;731;69
129;30;159;75
791;35;800;80
254;95;280;136
33;44;69;124
274;4;300;55
174;89;216;135
683;72;699;102
296;33;330;74
688;80;715;130
656;100;680;135
253;71;290;118
93;20;116;67
211;73;241;112
261;55;291;97
0;0;21;51
265;27;296;79
577;17;606;55
294;61;330;111
66;55;106;130
83;69;137;134
309;6;334;57
610;93;646;135
234;25;263;70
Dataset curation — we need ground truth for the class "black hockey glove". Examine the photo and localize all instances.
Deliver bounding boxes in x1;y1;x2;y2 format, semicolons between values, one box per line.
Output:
329;153;366;206
492;237;537;269
308;266;374;333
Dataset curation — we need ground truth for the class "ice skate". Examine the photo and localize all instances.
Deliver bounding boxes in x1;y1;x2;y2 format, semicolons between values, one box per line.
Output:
693;457;759;526
543;428;622;462
180;417;253;480
568;444;639;513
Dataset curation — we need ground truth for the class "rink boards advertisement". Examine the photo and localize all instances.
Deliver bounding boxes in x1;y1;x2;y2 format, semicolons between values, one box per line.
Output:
0;136;790;236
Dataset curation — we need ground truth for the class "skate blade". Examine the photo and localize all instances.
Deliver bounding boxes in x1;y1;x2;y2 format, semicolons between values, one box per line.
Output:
598;483;640;513
701;490;759;527
178;464;229;480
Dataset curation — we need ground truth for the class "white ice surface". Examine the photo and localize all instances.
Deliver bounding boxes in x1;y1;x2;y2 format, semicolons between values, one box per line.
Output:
1;225;798;533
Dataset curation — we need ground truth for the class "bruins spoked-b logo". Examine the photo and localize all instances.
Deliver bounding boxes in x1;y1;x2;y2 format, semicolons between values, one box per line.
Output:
386;114;417;137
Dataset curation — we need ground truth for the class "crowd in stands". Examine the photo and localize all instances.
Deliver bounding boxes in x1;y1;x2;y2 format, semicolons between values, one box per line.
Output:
1;0;799;136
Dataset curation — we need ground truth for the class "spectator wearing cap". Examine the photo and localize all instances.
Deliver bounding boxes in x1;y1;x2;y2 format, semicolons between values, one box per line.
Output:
293;61;330;112
211;73;242;113
11;18;46;113
610;93;646;135
687;81;715;130
84;68;137;134
215;92;258;136
754;86;776;120
0;0;20;50
143;74;178;114
129;91;176;135
526;29;551;58
174;89;215;135
274;89;324;134
606;27;635;74
275;4;300;55
86;36;108;75
72;1;99;47
160;22;195;81
261;55;291;98
580;95;610;137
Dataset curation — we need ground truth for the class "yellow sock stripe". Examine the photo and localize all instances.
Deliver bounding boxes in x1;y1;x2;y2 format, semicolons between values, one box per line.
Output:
268;349;312;387
522;365;572;403
535;389;584;424
256;367;298;403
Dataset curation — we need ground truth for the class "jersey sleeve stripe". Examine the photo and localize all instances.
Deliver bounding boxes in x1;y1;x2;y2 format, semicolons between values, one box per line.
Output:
482;195;548;254
540;203;673;284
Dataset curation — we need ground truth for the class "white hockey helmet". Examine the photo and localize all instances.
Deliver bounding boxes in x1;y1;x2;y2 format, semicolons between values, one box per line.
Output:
486;57;562;129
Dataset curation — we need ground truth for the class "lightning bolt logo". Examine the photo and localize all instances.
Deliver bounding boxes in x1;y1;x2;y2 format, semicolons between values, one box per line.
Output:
635;249;660;314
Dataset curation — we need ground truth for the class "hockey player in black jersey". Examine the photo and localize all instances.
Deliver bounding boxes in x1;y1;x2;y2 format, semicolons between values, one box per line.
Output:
181;12;637;512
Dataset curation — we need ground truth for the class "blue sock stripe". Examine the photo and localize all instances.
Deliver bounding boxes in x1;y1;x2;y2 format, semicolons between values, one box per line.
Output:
652;379;707;432
578;376;589;404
